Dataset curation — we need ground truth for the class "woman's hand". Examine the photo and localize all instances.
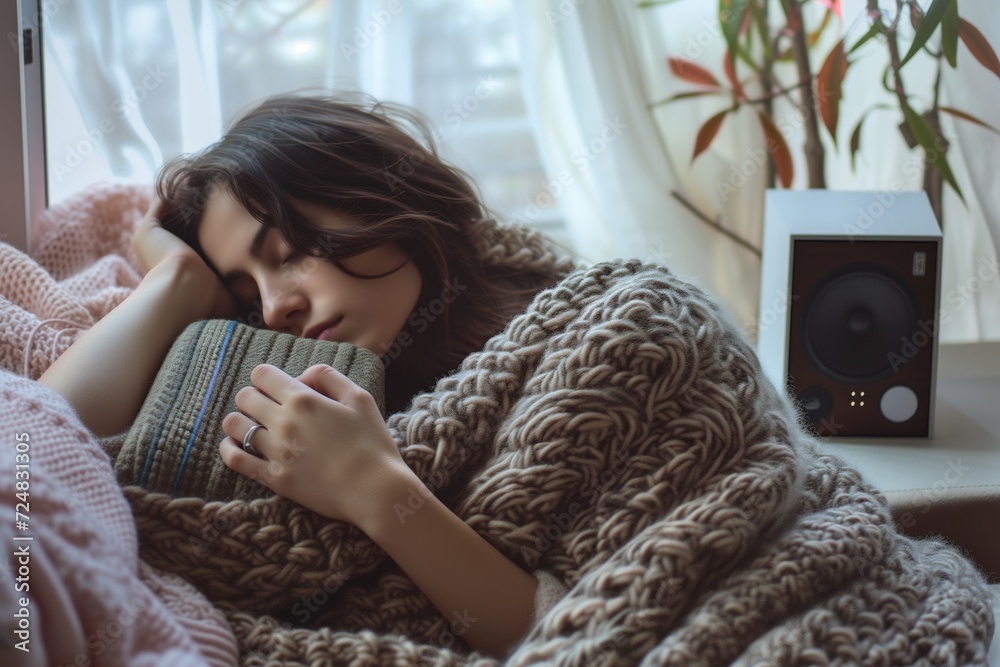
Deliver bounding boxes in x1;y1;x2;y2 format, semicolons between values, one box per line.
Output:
132;196;196;276
218;366;541;659
218;363;409;525
132;196;239;320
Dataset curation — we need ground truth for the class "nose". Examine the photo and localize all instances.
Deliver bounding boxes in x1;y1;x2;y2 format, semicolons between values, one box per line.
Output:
258;273;307;333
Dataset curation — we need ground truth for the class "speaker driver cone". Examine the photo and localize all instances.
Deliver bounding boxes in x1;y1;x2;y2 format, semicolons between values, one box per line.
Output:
802;268;918;383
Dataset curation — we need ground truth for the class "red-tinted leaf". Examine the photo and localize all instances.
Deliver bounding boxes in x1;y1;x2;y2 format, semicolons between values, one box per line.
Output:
723;50;747;100
668;57;722;87
939;105;1000;135
910;2;923;32
815;0;842;18
808;8;832;47
756;110;794;187
692;109;730;162
816;39;849;147
958;18;1000;79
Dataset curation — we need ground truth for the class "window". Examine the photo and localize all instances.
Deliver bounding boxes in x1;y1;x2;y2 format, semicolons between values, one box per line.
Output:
42;0;567;246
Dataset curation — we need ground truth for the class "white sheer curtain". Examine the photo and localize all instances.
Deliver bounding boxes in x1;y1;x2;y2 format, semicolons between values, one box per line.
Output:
512;0;1000;343
42;0;566;247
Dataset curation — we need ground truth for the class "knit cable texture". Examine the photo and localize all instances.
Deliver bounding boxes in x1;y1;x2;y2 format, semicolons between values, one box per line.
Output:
119;235;993;664
2;182;992;665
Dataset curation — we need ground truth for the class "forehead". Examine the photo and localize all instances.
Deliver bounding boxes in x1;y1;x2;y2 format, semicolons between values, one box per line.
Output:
197;188;268;274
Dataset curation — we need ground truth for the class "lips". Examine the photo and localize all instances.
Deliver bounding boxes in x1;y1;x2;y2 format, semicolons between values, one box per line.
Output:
305;316;344;341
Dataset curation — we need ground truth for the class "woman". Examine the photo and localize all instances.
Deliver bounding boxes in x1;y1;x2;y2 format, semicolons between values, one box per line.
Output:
38;92;580;659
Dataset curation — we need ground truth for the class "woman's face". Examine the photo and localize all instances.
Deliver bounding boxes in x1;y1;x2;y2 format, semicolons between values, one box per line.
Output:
197;187;422;357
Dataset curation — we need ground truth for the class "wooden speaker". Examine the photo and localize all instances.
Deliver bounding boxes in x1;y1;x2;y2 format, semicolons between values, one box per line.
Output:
757;190;942;438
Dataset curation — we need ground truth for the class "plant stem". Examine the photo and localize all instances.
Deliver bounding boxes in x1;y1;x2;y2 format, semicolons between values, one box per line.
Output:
875;0;946;226
671;191;762;257
759;0;776;188
781;0;826;187
924;55;946;228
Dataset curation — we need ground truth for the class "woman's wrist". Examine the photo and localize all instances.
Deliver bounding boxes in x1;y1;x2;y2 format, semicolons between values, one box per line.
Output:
353;462;428;541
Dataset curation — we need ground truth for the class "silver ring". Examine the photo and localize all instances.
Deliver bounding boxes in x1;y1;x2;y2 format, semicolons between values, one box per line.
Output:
242;423;263;456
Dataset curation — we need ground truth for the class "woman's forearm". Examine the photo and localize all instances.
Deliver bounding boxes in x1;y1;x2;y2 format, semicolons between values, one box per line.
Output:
359;469;538;658
38;257;214;438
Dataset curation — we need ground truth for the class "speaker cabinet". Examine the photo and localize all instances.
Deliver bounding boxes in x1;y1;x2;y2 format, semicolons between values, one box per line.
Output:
757;190;942;438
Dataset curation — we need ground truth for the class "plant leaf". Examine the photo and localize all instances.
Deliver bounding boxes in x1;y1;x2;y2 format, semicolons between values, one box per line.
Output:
938;105;1000;135
848;104;893;170
940;0;959;67
719;0;750;72
756;109;794;187
816;38;848;148
750;0;770;60
902;102;965;203
650;90;727;108
849;115;865;170
808;7;833;47
881;63;895;94
958;17;1000;79
692;109;730;162
723;49;747;100
909;2;924;32
900;0;954;68
848;20;882;56
668;57;722;87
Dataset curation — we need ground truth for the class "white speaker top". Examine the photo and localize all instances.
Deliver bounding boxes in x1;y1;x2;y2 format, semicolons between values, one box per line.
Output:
763;189;942;241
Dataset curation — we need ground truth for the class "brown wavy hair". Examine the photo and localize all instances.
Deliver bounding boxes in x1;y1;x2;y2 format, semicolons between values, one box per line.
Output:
155;92;578;414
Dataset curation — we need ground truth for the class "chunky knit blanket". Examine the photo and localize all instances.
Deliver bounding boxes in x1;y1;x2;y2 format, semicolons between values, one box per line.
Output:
2;183;994;665
120;222;994;663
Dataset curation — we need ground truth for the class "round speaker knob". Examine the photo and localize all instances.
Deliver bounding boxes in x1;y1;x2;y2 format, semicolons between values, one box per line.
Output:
880;385;918;423
796;385;833;423
802;268;918;383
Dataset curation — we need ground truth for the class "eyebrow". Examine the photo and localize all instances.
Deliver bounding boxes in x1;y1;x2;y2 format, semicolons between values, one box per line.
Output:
219;224;272;285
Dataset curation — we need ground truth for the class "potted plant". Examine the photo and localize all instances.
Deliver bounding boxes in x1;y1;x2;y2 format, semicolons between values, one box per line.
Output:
646;0;1000;236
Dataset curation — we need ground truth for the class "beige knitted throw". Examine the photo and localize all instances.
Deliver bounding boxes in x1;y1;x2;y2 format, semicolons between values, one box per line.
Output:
119;219;994;664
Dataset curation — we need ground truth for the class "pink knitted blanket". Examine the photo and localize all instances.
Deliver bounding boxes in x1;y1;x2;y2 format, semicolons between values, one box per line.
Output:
0;183;238;666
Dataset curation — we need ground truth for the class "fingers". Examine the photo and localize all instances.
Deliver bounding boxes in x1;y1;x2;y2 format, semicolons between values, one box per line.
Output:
219;413;269;482
235;379;280;417
143;195;168;222
248;363;354;409
296;364;359;404
221;411;268;455
132;196;181;276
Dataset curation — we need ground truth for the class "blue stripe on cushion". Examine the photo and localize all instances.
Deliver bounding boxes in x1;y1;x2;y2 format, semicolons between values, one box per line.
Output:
170;319;238;497
139;319;207;487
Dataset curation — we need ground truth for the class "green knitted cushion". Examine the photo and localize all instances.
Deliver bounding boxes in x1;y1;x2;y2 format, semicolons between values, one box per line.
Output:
114;319;386;501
